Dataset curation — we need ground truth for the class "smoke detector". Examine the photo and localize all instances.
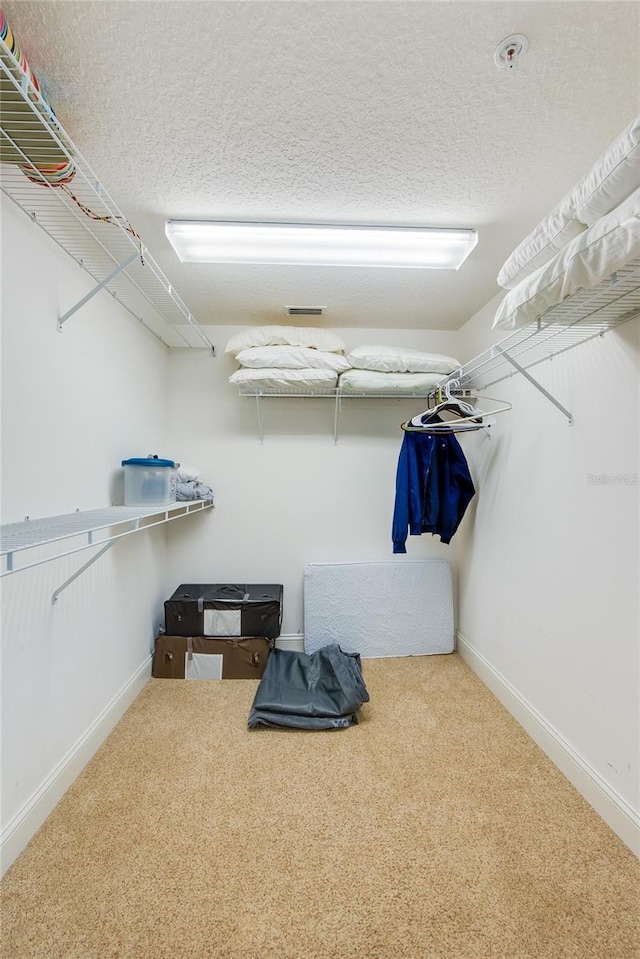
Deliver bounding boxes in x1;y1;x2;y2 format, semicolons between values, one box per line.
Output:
494;34;529;71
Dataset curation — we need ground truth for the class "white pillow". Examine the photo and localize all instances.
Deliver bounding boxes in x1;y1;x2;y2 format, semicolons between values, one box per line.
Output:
338;369;447;394
574;114;640;226
497;199;586;290
498;115;640;290
225;326;346;356
228;367;338;391
493;186;640;331
235;345;351;373
346;345;460;375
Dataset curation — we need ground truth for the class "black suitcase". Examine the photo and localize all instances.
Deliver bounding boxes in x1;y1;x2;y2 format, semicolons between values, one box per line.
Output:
164;584;283;639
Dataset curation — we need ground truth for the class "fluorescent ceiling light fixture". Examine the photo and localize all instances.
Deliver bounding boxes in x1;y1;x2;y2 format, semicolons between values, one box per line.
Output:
165;220;478;269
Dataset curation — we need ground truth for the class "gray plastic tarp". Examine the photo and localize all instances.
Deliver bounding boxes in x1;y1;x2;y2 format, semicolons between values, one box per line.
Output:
248;644;369;730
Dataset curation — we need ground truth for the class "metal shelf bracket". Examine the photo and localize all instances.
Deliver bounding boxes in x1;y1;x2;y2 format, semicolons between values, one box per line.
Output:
495;346;574;424
52;540;116;604
57;250;139;330
255;393;264;444
334;393;341;445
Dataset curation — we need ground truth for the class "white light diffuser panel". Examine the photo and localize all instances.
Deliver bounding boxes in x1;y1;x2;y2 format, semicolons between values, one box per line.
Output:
165;220;478;269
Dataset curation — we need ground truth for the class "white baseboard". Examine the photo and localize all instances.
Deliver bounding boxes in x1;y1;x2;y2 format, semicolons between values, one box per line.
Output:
275;634;305;652
0;656;152;878
457;631;639;857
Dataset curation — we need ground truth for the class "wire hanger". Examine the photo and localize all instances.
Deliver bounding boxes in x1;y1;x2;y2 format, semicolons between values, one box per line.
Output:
401;379;512;435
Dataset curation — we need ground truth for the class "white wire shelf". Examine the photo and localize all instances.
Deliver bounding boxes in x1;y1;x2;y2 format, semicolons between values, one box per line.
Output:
238;254;640;433
237;389;444;399
0;35;214;352
445;257;640;394
0;500;213;580
237;387;447;443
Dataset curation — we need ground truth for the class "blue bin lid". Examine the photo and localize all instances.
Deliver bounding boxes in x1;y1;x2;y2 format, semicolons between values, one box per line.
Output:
122;456;176;468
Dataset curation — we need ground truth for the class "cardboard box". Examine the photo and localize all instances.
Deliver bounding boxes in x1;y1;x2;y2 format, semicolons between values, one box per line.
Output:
164;584;283;639
152;635;273;680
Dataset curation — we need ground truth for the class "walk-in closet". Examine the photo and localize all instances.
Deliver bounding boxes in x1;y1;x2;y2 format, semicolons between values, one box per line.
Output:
1;3;638;957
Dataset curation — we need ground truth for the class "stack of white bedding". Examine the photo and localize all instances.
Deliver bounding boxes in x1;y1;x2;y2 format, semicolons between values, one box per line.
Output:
338;345;460;393
494;114;640;331
226;326;349;392
227;328;461;395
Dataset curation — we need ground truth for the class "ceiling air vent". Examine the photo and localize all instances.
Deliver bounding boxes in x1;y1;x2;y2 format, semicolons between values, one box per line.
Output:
285;306;326;317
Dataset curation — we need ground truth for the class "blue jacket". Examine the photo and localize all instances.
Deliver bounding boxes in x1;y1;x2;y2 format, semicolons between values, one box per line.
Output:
392;428;475;552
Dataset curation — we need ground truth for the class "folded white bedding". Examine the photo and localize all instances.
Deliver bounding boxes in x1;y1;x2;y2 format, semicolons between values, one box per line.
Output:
225;325;346;356
235;345;351;372
493;187;640;331
338;369;447;393
229;367;338;391
497;200;586;290
498;113;640;290
346;345;460;374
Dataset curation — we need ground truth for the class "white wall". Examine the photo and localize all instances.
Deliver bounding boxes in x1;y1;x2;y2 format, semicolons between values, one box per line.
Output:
165;326;465;637
455;296;639;846
0;196;170;872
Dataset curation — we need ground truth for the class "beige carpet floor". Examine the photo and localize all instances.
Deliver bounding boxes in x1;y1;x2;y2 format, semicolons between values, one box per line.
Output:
1;654;638;959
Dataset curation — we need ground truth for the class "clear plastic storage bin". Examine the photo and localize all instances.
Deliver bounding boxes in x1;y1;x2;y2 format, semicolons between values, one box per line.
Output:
121;456;177;507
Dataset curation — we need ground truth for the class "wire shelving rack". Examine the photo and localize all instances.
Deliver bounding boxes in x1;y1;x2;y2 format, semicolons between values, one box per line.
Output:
237;257;640;433
443;258;640;398
0;501;213;601
0;35;214;351
236;388;451;443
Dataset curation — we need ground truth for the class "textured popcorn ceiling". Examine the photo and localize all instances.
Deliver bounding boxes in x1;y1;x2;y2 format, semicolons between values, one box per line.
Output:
3;1;639;330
